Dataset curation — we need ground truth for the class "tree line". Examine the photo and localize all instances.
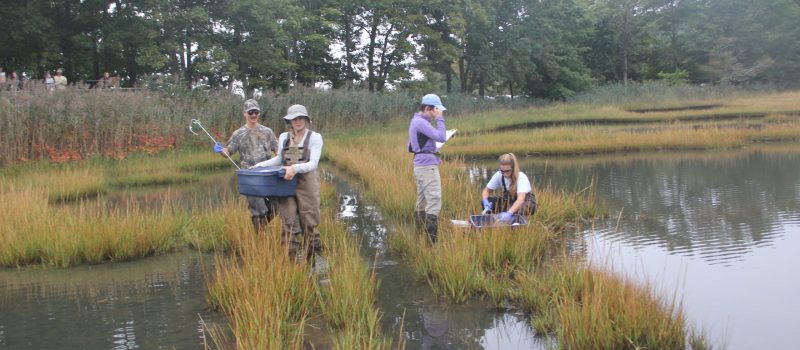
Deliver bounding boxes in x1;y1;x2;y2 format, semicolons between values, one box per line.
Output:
1;0;798;99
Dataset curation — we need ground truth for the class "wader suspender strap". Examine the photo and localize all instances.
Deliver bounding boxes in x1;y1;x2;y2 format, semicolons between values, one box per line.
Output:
282;131;313;164
501;176;516;202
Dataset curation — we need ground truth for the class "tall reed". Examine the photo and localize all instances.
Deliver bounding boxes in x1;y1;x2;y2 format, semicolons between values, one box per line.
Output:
0;87;537;164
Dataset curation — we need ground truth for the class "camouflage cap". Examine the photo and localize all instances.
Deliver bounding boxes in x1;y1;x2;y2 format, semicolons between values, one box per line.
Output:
243;99;260;112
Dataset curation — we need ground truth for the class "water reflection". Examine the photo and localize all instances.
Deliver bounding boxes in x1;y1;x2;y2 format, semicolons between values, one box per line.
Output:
468;150;800;265
469;149;800;350
0;252;223;349
328;170;546;349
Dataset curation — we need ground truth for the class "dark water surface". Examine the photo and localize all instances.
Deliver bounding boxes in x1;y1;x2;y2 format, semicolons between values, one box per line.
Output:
0;252;223;349
470;149;800;349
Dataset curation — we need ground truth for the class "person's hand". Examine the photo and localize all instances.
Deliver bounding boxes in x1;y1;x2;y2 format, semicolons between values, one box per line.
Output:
282;165;296;180
213;142;224;154
497;212;513;223
482;198;492;211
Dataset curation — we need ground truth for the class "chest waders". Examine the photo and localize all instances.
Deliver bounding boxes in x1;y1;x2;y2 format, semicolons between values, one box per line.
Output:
277;131;321;262
487;177;537;217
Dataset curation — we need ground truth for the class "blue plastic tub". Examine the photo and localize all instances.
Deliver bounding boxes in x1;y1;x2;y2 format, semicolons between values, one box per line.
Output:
469;214;528;228
235;166;298;197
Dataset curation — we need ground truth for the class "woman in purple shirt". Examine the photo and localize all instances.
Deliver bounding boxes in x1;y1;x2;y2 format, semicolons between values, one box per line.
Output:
408;94;448;244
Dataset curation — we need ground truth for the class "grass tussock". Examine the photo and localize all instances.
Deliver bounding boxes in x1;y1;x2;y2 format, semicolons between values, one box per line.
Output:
516;261;687;350
206;228;316;349
206;183;392;349
0;187;187;267
317;210;394;349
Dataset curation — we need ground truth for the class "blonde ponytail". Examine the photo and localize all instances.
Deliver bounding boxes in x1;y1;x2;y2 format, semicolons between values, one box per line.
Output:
498;153;520;194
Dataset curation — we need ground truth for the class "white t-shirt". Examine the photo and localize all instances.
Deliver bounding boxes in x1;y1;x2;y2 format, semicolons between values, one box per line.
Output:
253;129;323;174
485;171;532;194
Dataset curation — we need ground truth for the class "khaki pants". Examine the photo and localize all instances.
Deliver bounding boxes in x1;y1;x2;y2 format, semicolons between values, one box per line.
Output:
414;165;442;216
277;170;321;250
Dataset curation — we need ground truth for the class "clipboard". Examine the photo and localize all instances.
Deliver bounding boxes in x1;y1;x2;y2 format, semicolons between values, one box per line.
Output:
435;129;457;150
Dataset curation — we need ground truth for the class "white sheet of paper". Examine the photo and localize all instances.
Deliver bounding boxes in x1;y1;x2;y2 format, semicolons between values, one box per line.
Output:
435;129;457;150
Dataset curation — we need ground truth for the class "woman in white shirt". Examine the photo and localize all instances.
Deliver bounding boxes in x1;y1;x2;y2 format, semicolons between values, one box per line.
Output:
481;153;537;222
253;104;324;263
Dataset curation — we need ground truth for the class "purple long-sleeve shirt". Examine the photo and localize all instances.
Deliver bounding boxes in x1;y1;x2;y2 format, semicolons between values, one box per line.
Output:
408;112;447;166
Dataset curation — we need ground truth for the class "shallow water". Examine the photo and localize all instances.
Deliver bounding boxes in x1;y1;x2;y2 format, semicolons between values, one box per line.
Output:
0;251;223;349
332;174;549;349
470;149;800;349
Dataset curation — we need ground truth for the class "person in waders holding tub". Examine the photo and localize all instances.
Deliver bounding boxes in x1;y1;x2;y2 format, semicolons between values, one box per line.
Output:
214;99;279;231
480;153;537;223
253;105;324;264
408;94;448;244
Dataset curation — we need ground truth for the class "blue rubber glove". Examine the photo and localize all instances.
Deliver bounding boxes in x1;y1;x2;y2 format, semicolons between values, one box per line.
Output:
497;212;513;223
213;142;224;154
482;198;492;211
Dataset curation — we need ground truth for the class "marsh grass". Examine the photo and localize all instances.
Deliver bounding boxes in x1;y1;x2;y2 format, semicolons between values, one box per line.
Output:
317;209;394;349
449;90;800;135
205;182;392;349
326;124;715;348
0;149;243;267
206;216;316;349
0;187;188;267
446;121;800;159
516;260;688;350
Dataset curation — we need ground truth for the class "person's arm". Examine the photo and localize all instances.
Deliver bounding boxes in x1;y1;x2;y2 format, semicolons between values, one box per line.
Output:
221;132;237;157
417;115;447;142
481;172;501;210
508;194;527;214
481;187;494;201
508;173;533;214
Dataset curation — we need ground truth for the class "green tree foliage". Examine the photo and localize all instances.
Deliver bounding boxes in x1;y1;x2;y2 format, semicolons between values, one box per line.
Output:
1;0;798;97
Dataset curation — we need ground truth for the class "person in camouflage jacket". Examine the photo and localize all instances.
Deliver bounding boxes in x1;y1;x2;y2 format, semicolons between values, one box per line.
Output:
215;99;279;231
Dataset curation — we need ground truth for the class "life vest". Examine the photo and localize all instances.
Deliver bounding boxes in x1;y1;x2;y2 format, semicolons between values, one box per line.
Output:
408;131;436;154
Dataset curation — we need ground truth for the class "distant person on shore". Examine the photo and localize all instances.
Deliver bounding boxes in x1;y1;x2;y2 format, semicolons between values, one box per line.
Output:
0;68;6;89
54;69;67;90
215;99;279;231
480;153;537;223
100;72;113;89
252;104;324;265
8;71;20;91
408;93;448;244
44;71;55;92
